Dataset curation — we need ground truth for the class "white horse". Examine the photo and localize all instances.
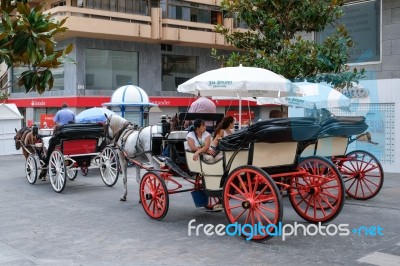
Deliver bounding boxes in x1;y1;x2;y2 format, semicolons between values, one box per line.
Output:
105;114;159;201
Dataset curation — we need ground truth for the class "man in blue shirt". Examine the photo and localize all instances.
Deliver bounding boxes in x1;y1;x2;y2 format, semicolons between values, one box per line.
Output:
54;103;75;126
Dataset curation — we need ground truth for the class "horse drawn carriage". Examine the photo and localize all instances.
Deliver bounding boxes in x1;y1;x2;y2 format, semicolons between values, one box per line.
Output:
23;123;120;193
104;113;351;241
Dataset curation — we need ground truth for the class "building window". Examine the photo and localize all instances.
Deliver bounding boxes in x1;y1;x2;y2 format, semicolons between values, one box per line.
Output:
316;0;381;64
163;0;222;24
52;1;66;8
84;0;149;15
12;66;64;93
161;54;197;91
85;49;139;90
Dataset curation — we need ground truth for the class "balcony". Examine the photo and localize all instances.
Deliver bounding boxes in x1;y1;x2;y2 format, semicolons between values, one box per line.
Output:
45;5;233;49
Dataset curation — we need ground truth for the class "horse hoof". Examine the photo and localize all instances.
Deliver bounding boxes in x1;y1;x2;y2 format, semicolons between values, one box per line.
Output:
120;197;126;202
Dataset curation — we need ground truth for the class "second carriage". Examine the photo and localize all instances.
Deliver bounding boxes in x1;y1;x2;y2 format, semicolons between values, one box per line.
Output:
301;116;384;200
25;123;120;193
135;114;346;241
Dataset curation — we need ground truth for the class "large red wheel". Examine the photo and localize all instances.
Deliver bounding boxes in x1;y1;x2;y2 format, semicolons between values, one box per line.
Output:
139;172;169;220
223;166;282;241
340;150;384;200
290;156;345;223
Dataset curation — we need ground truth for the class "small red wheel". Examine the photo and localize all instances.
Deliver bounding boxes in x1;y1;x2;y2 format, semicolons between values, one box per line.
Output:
205;196;223;212
81;167;88;176
139;172;169;220
223;166;282;241
290;156;345;223
340;150;384;200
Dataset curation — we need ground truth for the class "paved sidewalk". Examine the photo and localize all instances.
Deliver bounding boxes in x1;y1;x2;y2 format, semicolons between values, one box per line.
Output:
0;154;399;265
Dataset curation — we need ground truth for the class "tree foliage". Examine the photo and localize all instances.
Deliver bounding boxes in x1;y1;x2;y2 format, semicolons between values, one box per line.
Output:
0;0;73;94
213;0;365;88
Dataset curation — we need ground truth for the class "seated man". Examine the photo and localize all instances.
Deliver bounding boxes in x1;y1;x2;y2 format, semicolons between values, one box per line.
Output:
186;119;220;163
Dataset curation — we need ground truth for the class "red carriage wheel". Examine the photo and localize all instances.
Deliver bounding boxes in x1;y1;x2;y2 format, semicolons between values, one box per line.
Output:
290;156;345;223
139;172;169;220
223;166;282;241
340;150;384;200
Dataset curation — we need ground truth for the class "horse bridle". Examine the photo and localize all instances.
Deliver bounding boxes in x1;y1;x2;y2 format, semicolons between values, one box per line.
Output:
104;115;135;144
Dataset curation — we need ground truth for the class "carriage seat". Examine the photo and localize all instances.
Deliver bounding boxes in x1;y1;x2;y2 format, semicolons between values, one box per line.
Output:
219;117;320;151
184;142;223;174
167;131;188;142
317;116;368;137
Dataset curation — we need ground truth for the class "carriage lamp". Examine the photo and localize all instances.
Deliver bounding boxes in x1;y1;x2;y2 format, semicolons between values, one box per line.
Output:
156;115;171;137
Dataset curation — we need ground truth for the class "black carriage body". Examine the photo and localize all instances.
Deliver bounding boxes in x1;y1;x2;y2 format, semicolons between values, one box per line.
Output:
300;116;369;158
49;123;105;167
219;117;321;175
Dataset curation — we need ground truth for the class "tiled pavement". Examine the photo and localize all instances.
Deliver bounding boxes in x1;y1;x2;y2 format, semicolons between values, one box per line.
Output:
0;154;399;265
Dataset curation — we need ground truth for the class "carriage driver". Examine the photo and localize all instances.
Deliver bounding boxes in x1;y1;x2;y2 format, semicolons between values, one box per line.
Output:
186;119;220;163
54;103;75;126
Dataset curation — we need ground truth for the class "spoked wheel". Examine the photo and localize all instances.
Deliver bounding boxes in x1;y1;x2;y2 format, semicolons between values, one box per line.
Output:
81;167;89;176
205;196;223;212
139;172;169;220
49;150;67;193
290;156;345;223
99;147;119;187
223;166;282;241
67;167;78;180
25;154;38;184
339;150;384;200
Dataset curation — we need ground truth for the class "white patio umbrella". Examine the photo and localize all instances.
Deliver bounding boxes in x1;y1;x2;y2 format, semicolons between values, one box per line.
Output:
177;66;298;127
258;82;350;109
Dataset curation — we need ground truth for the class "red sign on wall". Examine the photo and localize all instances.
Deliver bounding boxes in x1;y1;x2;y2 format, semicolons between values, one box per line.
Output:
40;114;56;129
226;110;255;125
7;96;259;108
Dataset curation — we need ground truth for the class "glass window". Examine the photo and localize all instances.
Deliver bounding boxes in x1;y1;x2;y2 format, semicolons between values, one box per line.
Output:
165;0;222;24
85;49;139;90
161;54;197;91
126;0;133;14
34;108;46;125
199;9;211;24
12;66;64;92
316;0;381;64
160;0;167;17
34;108;58;126
118;0;125;12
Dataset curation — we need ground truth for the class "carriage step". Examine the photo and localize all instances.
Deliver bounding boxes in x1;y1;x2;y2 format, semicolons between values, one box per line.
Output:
164;158;194;180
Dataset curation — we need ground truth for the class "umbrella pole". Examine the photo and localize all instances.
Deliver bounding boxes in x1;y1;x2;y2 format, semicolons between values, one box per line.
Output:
238;94;242;129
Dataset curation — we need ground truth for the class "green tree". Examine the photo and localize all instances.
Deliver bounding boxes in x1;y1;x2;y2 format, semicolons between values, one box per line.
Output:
0;0;73;95
213;0;364;88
